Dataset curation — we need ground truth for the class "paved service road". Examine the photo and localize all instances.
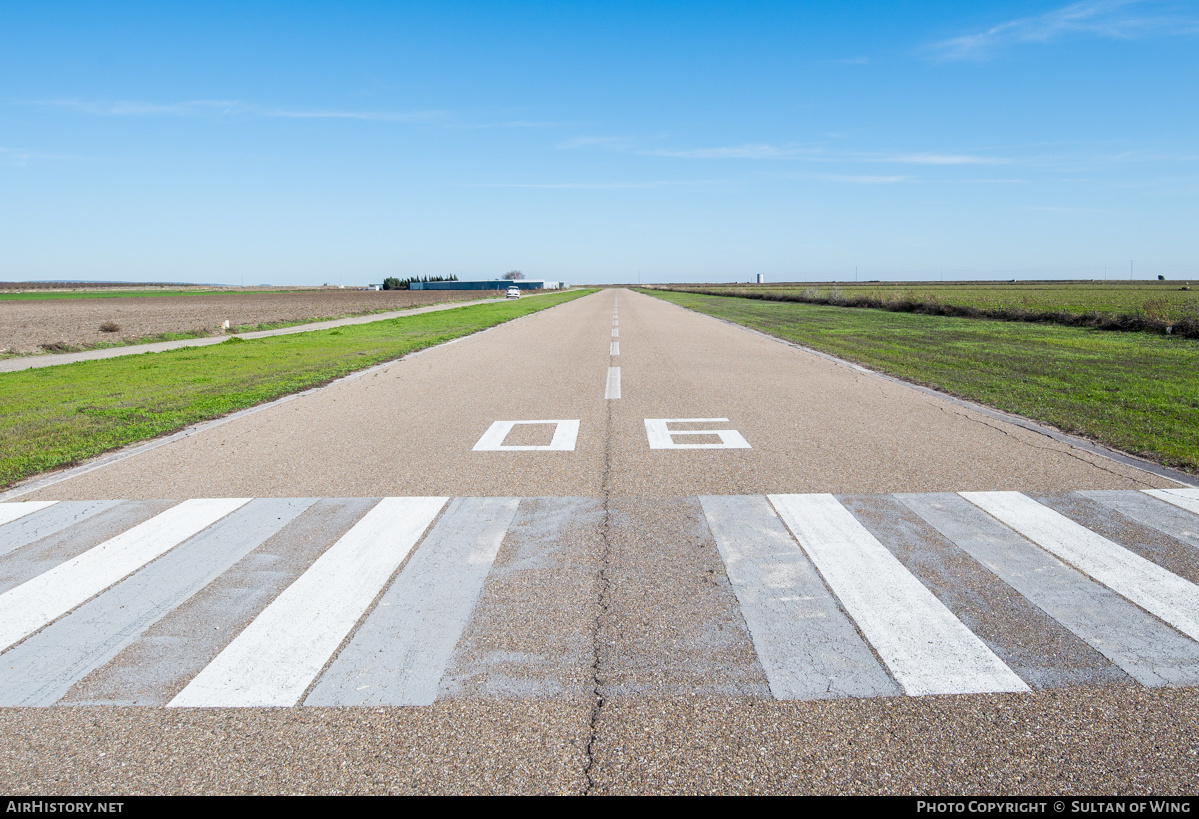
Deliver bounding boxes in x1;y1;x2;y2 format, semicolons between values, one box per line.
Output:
3;289;1199;794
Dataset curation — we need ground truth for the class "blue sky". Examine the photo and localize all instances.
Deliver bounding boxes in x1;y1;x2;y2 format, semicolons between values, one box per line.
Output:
2;1;1197;284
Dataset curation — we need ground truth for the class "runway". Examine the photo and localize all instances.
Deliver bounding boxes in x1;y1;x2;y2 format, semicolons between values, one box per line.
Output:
3;289;1196;794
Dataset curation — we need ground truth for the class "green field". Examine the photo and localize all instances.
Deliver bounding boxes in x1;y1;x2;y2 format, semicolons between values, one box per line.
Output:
653;280;1199;333
642;289;1199;474
0;289;593;490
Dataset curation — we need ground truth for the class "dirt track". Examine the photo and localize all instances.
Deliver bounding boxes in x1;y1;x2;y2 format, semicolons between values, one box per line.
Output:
0;290;499;354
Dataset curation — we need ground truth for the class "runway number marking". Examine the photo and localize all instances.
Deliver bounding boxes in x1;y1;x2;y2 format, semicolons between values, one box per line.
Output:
473;420;581;451
644;418;751;450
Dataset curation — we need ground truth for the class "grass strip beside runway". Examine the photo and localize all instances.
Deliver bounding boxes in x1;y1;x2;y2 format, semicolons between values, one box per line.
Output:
643;289;1199;474
651;280;1199;338
0;289;593;490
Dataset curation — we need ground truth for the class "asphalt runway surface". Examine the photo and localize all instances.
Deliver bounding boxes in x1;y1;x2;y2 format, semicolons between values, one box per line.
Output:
3;289;1198;794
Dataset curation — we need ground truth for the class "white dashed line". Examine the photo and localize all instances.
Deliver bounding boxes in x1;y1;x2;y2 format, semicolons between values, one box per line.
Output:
605;367;621;399
610;341;619;355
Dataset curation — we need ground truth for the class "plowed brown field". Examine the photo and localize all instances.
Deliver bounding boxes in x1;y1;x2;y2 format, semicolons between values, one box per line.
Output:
0;289;500;354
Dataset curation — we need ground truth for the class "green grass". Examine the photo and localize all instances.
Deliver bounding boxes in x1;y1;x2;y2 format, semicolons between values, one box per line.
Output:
0;289;593;489
643;289;1199;473
656;280;1199;330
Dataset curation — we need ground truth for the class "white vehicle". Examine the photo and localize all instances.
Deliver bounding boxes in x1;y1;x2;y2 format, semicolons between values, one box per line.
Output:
506;286;521;299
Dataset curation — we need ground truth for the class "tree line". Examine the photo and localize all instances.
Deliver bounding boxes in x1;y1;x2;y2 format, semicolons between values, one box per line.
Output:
381;274;459;290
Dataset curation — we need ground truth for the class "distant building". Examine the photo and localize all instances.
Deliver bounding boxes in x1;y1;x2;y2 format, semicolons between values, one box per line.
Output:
756;274;765;284
409;280;567;291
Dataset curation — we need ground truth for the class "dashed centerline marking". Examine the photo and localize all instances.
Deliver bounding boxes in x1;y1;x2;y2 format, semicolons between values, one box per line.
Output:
611;328;619;338
610;341;619;355
605;367;621;400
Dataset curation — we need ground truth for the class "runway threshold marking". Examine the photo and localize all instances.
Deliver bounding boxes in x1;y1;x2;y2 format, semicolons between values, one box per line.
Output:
473;420;581;451
0;501;58;528
0;498;251;654
700;495;899;699
900;493;1199;687
6;491;1199;706
0;498;317;706
1081;490;1199;549
169;496;447;707
606;367;622;399
644;419;751;450
769;493;1030;696
963;491;1199;643
0;500;122;559
304;497;519;706
1144;488;1199;517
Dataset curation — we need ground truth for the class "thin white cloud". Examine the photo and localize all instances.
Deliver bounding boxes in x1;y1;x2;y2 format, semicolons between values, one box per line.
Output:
633;142;1009;165
461;180;715;189
555;135;635;150
643;143;821;159
0;145;89;166
816;174;910;184
928;0;1199;61
1024;205;1111;212
262;108;445;122
22;98;445;123
879;153;1009;165
461;120;564;130
29;98;247;116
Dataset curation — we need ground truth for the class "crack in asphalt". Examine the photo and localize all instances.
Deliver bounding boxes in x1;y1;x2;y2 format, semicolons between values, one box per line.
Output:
582;303;618;795
935;403;1157;488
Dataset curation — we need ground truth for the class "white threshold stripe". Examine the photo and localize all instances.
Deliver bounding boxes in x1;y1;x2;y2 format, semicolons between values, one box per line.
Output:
962;491;1199;642
769;494;1029;696
0;501;58;528
610;341;619;355
1144;488;1199;517
605;367;621;399
169;496;448;707
0;498;250;653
